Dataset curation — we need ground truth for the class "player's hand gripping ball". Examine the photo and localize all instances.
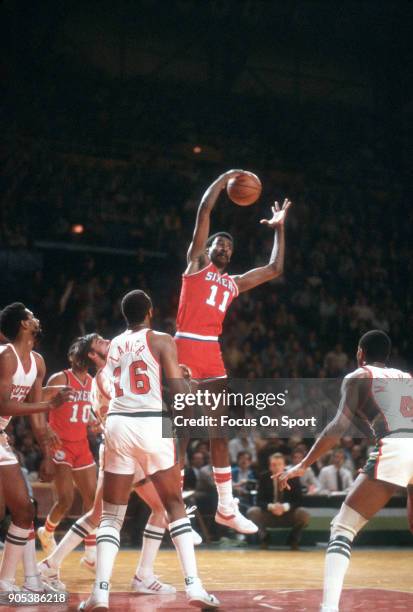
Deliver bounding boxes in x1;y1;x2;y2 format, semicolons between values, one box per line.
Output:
227;171;262;206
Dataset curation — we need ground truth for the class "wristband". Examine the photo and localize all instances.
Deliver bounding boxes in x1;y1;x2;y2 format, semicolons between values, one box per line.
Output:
282;503;290;512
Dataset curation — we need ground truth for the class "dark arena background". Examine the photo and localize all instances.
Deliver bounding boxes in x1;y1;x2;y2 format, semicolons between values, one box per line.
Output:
1;1;413;610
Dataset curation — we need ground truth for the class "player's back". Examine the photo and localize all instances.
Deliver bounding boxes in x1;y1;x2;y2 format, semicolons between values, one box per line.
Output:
48;369;92;441
0;344;37;431
354;364;413;439
105;328;162;415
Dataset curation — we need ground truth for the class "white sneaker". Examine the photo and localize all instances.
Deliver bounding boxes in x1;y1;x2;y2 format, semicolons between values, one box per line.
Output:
0;579;21;605
185;577;220;609
37;526;57;554
78;592;109;611
22;576;59;594
131;574;176;594
80;557;96;574
215;498;258;534
38;559;66;591
192;529;203;546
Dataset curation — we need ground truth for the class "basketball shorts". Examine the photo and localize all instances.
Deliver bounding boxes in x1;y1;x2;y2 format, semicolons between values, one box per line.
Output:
363;436;413;487
104;414;176;479
0;432;18;466
175;337;227;380
52;437;95;471
98;441;146;485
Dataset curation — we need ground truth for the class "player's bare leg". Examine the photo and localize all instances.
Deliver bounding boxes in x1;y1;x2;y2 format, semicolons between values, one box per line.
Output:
38;463;74;555
150;463;219;609
322;473;397;612
202;378;257;534
130;479;176;595
0;465;53;598
73;465;98;570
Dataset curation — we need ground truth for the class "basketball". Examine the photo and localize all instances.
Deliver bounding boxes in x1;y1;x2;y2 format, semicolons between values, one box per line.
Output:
227;172;262;206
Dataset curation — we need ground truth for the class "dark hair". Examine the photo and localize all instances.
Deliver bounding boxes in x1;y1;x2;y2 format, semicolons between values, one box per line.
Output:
237;451;252;461
0;302;28;341
68;333;99;370
359;329;391;363
206;232;234;248
121;290;152;326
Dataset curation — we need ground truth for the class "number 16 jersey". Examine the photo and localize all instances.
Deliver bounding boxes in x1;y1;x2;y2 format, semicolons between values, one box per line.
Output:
105;328;162;415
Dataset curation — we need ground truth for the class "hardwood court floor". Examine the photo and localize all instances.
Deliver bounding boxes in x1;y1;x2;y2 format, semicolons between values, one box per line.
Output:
14;548;413;610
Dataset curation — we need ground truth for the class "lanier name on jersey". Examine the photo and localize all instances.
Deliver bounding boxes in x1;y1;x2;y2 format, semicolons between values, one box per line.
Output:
205;271;237;294
108;339;146;363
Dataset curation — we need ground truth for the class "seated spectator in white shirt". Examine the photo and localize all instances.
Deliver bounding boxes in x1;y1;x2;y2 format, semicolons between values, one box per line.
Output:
229;435;257;464
318;448;353;495
289;449;320;494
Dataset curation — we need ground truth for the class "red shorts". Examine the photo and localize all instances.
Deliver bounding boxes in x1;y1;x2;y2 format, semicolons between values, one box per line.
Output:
52;438;95;471
175;337;227;380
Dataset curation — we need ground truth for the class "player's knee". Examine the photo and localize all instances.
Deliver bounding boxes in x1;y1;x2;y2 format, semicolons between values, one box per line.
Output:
327;502;368;558
57;492;74;514
100;501;127;532
13;499;35;528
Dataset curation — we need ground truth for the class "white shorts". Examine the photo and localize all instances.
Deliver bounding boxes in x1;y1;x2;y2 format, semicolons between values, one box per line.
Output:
98;442;147;484
364;437;413;488
0;434;18;466
103;415;176;480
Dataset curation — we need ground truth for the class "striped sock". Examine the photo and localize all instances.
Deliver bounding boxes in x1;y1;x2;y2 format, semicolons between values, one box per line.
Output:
213;466;233;508
92;503;126;604
48;516;96;568
169;518;197;581
136;523;165;580
44;517;58;535
0;523;30;582
23;524;39;581
322;535;353;611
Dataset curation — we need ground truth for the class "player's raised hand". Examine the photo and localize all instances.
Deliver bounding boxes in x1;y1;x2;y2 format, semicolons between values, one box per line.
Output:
260;199;291;228
216;169;245;189
49;386;75;408
273;461;306;491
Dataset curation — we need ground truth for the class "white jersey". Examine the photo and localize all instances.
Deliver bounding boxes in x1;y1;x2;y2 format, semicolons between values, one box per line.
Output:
0;344;37;431
347;364;413;439
105;328;162;415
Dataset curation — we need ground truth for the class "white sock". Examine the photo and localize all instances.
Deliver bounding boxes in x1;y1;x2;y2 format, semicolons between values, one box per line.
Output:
92;503;127;603
213;466;233;508
23;526;40;584
135;523;164;580
48;516;97;568
0;523;30;582
322;534;354;611
84;532;97;562
169;518;197;583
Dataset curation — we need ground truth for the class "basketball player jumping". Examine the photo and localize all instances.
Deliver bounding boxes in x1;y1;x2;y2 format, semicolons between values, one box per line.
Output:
79;292;219;610
278;330;413;612
175;169;291;532
0;302;72;601
38;337;97;571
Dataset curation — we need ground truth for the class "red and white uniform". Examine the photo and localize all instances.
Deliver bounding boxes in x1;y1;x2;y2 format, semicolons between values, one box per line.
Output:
175;262;239;379
49;369;95;470
103;328;175;478
0;344;37;466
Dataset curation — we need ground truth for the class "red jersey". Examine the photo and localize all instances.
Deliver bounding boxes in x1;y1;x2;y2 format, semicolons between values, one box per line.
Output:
49;369;92;442
176;262;239;340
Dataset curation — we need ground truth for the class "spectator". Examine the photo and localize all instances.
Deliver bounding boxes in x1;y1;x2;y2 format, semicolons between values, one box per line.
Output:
228;435;257;464
247;453;310;550
231;451;257;515
318;448;353;495
184;451;207;490
289;449;320;494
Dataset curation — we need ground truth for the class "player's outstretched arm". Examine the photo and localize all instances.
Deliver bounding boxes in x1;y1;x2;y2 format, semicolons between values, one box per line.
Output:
277;372;369;490
0;348;72;417
233;199;291;293
186;170;243;271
